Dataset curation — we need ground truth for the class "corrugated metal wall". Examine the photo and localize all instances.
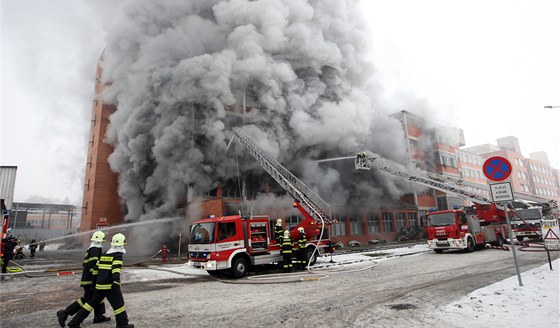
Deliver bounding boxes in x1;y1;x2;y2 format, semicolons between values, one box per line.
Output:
0;166;17;210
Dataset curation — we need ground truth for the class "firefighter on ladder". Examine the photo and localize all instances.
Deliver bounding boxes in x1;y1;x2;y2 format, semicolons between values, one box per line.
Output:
57;231;111;327
281;230;293;273
295;227;307;270
67;233;134;328
274;218;283;244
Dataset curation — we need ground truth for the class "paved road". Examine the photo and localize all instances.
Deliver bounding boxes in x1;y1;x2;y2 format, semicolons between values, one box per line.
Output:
1;243;557;327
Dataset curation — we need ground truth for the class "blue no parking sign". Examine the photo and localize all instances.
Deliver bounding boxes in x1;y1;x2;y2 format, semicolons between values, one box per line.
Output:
483;156;512;182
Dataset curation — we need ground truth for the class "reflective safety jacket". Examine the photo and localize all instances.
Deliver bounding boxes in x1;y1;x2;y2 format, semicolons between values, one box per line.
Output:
297;233;307;249
274;224;283;242
281;238;293;254
94;252;123;290
80;247;103;286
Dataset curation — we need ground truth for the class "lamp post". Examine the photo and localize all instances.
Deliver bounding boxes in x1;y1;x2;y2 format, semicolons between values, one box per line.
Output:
544;105;560;108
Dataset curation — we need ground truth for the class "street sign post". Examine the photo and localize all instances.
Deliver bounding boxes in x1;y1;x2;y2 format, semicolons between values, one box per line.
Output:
483;156;522;285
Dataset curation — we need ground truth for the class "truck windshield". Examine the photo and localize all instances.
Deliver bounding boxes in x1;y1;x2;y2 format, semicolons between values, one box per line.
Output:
189;223;215;244
427;213;456;227
512;208;542;222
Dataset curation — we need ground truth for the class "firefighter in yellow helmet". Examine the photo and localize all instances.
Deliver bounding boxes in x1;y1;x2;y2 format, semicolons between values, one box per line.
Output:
57;230;110;327
67;233;134;328
295;227;307;270
274;218;283;244
280;230;293;273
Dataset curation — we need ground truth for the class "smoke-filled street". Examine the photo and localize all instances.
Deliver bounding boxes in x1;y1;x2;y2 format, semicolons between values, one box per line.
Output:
1;243;557;327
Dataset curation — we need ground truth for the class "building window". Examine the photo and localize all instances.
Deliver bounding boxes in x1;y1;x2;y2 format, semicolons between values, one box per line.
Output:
382;212;393;232
367;213;379;234
436;152;458;168
407;213;418;227
285;215;301;230
332;217;346;237
396;212;406;231
350;216;364;235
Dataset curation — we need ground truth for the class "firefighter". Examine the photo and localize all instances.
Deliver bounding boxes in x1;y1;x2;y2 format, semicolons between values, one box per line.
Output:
274;218;283;244
67;233;134;328
29;239;38;259
57;231;111;327
1;234;17;275
280;230;293;273
295;227;307;270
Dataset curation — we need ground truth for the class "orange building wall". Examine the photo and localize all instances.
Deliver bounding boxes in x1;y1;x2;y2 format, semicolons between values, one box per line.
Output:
80;63;123;232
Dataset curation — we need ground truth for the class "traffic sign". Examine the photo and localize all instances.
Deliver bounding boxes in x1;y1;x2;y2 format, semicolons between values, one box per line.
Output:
483;156;512;182
490;182;514;202
541;218;560;250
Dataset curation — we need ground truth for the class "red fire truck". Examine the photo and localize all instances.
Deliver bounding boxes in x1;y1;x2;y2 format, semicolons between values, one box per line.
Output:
353;154;512;253
424;203;508;253
187;129;335;278
510;206;543;242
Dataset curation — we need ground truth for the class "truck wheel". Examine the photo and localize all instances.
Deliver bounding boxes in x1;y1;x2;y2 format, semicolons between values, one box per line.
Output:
231;257;248;279
516;236;524;242
466;238;475;253
306;248;317;266
434;249;444;254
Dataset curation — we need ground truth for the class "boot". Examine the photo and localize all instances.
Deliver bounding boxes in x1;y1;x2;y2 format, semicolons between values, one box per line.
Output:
56;310;68;327
93;315;111;324
116;324;134;328
67;321;81;328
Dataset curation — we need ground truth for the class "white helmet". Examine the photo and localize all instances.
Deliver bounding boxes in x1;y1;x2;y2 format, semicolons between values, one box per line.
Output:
111;233;127;246
91;231;106;242
276;219;282;225
283;230;290;238
298;227;304;233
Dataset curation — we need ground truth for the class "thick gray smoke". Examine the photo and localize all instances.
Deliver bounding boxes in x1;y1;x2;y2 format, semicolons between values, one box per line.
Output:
102;0;417;222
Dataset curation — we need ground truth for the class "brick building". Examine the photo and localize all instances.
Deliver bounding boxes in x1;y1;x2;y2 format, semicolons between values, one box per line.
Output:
80;57;123;232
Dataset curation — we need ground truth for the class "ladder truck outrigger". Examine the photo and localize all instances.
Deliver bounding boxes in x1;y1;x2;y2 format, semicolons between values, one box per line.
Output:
187;128;336;278
355;153;510;253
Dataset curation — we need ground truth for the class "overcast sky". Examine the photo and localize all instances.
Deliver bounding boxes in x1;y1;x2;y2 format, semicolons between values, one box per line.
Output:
1;0;559;204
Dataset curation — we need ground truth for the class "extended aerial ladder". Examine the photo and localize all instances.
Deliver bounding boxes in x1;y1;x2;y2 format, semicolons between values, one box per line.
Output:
227;128;334;225
354;153;493;205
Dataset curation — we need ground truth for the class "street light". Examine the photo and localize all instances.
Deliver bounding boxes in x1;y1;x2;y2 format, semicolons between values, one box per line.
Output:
544;105;560;108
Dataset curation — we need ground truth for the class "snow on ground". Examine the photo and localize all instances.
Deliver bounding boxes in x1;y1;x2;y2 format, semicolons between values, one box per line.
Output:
441;258;559;327
125;244;559;327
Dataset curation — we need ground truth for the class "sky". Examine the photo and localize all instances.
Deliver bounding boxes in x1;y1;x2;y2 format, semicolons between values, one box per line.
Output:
1;0;559;205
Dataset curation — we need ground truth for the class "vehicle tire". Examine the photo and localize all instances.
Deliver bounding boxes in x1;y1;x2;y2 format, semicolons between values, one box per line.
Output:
231;257;249;279
305;248;317;266
466;238;475;253
495;234;504;247
434;249;444;254
516;236;524;242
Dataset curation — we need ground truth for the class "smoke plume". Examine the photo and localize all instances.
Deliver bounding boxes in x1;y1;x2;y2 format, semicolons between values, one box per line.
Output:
101;0;416;222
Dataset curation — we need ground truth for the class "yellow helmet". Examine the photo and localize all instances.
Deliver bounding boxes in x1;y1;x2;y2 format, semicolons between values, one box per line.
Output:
276;219;282;225
111;233;127;246
283;230;290;238
91;231;106;242
298;227;304;233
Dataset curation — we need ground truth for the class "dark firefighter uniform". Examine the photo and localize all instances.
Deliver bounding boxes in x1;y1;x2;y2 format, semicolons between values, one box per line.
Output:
57;246;108;326
281;230;293;273
1;236;17;274
68;249;133;328
296;229;307;270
